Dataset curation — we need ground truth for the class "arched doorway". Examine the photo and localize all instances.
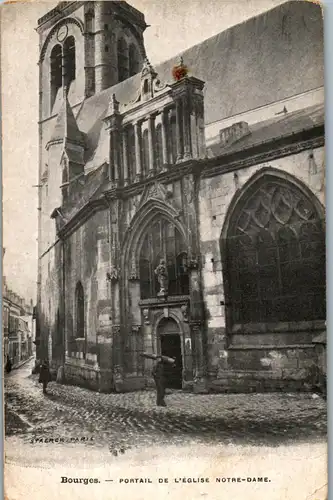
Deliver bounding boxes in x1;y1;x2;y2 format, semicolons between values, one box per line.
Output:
157;317;183;389
221;170;326;333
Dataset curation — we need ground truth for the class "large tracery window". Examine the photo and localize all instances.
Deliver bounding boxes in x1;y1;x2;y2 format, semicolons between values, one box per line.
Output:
139;219;189;299
224;176;326;330
50;44;62;109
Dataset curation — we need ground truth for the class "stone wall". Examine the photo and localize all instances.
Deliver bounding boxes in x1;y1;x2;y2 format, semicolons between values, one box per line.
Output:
64;356;100;391
64;209;109;375
38;239;63;367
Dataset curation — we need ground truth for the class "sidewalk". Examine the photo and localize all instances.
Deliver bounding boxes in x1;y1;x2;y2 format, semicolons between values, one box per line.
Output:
11;356;34;371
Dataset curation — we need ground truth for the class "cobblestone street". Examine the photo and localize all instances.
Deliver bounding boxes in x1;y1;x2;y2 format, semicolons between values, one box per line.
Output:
5;360;327;453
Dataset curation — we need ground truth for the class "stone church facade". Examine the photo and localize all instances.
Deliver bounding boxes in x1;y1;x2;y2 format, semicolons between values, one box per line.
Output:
36;1;325;393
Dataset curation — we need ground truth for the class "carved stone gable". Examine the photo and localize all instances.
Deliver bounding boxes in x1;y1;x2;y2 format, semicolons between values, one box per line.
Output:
138;181;168;208
123;58;169;109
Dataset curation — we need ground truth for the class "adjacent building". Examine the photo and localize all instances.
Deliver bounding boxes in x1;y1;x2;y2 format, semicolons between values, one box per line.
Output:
36;1;325;392
3;277;34;368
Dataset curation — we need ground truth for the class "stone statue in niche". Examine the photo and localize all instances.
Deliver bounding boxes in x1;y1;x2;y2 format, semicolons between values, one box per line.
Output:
154;259;168;296
188;257;199;270
181;304;189;322
129;255;139;280
106;266;119;282
113;364;123;386
143;308;150;325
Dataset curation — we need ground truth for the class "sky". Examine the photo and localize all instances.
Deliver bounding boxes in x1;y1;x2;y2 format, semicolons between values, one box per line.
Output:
1;0;288;302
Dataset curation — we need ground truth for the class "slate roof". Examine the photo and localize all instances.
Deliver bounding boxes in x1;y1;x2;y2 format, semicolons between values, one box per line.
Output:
59;163;107;225
49;91;85;146
64;146;85;165
69;0;323;172
45;0;324;178
207;103;324;158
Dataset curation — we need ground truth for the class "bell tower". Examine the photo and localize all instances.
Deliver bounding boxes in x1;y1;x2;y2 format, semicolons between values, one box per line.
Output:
36;0;148;256
36;2;148;364
37;1;147;119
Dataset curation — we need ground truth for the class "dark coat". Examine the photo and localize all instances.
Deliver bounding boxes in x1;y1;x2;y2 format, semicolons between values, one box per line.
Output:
39;363;51;383
152;361;165;384
5;357;12;373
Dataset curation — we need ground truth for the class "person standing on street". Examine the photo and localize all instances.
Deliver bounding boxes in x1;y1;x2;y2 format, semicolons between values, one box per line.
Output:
39;359;51;394
5;355;12;374
152;357;167;407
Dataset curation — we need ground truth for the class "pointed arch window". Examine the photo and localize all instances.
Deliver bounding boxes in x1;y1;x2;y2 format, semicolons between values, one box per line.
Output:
139;219;189;299
85;11;94;33
50;44;62;109
223;175;326;330
63;36;76;88
143;79;149;94
75;281;85;339
129;44;140;76
117;38;129;82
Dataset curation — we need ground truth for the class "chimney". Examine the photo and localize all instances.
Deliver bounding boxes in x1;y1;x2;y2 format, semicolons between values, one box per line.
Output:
219;121;250;148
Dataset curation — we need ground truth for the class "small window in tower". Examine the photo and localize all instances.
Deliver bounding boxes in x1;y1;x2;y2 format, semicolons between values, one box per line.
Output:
129;44;140;76
105;45;109;52
104;23;108;30
50;44;62;110
117;37;129;83
85;11;94;33
63;36;76;88
143;79;149;94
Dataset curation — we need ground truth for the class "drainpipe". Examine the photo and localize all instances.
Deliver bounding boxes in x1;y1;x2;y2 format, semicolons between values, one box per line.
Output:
55;235;66;384
62;237;66;367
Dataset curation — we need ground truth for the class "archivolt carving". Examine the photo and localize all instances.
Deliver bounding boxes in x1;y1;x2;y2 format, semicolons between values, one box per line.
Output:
122;200;188;277
137;181;168;208
221;168;325;243
39;17;84;62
